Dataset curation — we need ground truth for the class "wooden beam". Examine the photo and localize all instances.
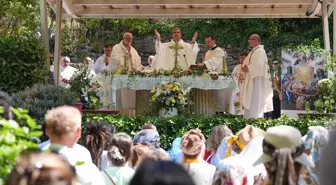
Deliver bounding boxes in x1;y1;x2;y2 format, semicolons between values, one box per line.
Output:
77;7;310;18
63;0;78;18
72;0;331;5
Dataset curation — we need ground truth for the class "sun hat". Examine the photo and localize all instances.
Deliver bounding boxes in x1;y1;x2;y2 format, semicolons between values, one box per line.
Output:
253;125;314;168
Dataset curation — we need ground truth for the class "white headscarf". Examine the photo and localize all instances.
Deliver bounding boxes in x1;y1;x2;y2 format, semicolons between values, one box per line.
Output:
238;136;267;178
213;155;254;185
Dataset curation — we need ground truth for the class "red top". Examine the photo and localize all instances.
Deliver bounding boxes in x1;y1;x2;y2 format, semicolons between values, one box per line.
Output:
203;150;213;163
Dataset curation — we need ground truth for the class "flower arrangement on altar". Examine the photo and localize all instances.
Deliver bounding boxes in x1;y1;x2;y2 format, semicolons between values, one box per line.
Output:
111;65;231;79
150;81;191;113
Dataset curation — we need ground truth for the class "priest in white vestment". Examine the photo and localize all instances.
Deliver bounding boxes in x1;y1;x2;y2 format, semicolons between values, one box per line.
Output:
232;52;248;114
59;56;77;88
240;34;273;118
153;28;199;70
92;44;117;108
111;32;143;115
193;35;235;114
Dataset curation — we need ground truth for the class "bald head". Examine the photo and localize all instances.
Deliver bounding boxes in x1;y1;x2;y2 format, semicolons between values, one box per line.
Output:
123;32;133;47
248;34;261;48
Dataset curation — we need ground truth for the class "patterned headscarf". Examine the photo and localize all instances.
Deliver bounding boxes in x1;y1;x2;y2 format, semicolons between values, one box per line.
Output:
304;126;328;163
213;156;254;185
133;129;160;149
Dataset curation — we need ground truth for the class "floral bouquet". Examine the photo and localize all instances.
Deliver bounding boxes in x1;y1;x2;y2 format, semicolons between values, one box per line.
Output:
150;81;191;112
314;78;336;113
81;79;103;110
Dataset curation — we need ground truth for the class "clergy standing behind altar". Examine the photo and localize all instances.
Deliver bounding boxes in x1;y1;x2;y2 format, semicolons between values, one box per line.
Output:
153;28;199;70
92;44;116;74
240;34;273;118
111;32;142;115
59;56;77;88
193;35;235;114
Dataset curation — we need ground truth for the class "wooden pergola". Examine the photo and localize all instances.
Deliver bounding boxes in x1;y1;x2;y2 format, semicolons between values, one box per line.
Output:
40;0;336;86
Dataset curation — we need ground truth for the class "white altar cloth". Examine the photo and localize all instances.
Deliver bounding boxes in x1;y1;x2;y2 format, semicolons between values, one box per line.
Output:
105;75;238;114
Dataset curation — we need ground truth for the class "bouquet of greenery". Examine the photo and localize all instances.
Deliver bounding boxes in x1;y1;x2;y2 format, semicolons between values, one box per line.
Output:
71;66;103;110
314;78;336;113
150;81;191;112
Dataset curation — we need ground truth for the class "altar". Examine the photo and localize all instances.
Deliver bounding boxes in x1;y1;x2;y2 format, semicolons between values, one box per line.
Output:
108;75;237;116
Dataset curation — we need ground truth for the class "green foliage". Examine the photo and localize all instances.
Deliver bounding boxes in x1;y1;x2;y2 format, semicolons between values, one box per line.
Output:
12;84;77;122
0;36;49;94
84;114;334;150
0;0;40;37
63;18;324;58
0;107;42;184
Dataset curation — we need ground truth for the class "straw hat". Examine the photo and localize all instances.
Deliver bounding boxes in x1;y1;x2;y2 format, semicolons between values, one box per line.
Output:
236;125;265;146
253;125;314;168
182;129;205;156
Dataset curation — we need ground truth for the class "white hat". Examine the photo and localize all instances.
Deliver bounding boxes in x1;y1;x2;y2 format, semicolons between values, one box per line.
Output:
253;125;315;168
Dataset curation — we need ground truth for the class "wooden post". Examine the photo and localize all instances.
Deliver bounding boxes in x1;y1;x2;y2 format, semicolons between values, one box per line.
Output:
333;0;336;54
322;0;330;51
40;0;50;72
54;0;63;86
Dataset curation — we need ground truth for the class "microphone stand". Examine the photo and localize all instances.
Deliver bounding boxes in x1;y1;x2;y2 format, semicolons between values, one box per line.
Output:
183;54;188;69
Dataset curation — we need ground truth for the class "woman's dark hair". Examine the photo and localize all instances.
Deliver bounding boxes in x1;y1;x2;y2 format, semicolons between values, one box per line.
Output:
85;121;116;169
130;160;195;185
107;132;133;166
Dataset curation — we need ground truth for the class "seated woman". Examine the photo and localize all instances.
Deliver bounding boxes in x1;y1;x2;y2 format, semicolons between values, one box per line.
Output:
213;155;255;185
180;129;216;185
253;125;315;185
86;121;116;170
101;133;135;185
213;125;265;166
130;160;195;185
7;151;77;185
204;125;232;164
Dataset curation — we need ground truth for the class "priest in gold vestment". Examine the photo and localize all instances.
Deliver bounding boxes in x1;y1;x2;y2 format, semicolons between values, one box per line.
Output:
193;35;235;114
112;32;143;115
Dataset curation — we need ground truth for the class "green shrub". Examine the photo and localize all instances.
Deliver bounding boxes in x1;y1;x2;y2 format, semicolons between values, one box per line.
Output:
0;107;42;185
84;114;335;150
12;84;77;122
0;36;49;94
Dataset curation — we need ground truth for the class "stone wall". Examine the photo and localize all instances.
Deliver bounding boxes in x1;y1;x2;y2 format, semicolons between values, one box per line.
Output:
74;36;241;72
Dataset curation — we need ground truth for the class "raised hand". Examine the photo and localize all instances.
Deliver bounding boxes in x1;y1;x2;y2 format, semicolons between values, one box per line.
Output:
154;29;161;40
192;31;198;42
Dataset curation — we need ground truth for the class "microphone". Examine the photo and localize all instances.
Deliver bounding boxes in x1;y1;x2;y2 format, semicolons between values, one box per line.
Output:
183;54;188;69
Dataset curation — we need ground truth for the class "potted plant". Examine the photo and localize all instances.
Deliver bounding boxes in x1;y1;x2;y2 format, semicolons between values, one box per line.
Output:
71;66;103;110
150;81;191;118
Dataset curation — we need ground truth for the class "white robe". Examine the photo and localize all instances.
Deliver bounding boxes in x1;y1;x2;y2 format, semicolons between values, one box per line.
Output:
241;45;273;118
60;66;77;88
92;54;118;74
154;39;199;70
232;64;244;114
111;41;142;110
181;160;216;185
203;46;235;114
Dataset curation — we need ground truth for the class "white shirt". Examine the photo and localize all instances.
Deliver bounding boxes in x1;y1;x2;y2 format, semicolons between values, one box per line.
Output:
181;160;216;185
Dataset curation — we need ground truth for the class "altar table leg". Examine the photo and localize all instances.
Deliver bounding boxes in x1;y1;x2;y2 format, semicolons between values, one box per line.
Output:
135;90;157;116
